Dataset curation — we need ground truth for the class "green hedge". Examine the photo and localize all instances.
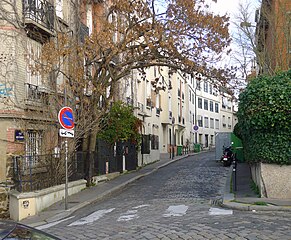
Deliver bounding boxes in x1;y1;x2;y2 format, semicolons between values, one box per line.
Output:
235;70;291;165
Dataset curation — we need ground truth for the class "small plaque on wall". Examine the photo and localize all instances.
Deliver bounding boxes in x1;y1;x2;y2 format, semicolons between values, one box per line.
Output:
15;130;24;141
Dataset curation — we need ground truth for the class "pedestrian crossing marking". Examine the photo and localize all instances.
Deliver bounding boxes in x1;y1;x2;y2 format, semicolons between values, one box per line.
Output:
68;208;115;226
208;207;233;216
163;205;189;217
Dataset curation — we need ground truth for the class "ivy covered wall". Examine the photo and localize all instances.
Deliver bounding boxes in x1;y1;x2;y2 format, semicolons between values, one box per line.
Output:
234;70;291;165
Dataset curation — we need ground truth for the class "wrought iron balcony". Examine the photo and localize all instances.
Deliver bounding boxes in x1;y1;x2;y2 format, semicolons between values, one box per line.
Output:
22;0;54;34
25;83;49;106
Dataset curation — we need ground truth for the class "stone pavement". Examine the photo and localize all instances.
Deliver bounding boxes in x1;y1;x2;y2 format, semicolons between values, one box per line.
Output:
20;151;291;228
21;152;194;227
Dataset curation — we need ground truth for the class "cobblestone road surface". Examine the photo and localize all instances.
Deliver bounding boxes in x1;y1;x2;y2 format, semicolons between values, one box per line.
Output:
41;152;291;239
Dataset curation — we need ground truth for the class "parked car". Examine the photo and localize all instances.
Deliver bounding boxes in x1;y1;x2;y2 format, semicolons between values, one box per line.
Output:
0;220;60;240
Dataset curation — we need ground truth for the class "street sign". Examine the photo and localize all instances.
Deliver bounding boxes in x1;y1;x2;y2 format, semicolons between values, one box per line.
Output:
193;125;199;131
58;107;74;130
59;129;74;138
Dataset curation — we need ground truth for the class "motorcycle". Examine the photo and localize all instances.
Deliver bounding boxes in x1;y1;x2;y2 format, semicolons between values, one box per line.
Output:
220;146;234;167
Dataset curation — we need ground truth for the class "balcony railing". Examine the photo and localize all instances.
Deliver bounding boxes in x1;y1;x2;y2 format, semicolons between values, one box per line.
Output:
23;0;54;32
25;83;49;105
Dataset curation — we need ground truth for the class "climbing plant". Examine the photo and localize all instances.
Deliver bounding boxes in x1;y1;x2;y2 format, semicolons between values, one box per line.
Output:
235;70;291;165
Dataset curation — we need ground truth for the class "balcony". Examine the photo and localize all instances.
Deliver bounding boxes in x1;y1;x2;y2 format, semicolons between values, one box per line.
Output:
22;0;54;38
25;83;49;107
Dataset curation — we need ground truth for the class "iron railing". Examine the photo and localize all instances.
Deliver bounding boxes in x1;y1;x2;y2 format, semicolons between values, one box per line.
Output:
25;83;49;105
22;0;54;31
12;153;84;192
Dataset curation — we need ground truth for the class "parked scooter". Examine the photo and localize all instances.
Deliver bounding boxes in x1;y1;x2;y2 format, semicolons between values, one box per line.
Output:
220;146;234;167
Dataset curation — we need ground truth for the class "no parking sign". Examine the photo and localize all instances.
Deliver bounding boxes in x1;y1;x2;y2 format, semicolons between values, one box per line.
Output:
58;107;74;130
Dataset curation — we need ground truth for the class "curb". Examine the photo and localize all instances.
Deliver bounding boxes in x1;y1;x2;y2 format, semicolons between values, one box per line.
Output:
222;164;291;212
222;201;291;212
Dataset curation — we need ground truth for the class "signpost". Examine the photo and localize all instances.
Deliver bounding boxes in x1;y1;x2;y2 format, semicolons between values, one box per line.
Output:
58;106;74;210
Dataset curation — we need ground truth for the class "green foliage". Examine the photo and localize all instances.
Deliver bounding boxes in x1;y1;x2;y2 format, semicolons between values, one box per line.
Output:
236;70;291;165
250;180;261;197
98;101;142;145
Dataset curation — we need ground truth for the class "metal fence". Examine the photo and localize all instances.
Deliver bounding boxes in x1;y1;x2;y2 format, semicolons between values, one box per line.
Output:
12;142;138;192
12;153;84;192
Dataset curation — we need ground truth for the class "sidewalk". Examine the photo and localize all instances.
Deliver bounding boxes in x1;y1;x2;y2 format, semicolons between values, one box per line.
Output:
222;162;291;211
21;152;194;227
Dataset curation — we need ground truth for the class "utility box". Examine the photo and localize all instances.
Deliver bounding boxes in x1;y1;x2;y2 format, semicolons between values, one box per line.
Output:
215;132;231;161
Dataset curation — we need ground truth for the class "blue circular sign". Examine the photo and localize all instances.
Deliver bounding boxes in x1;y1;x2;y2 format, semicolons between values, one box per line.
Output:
193;125;199;131
58;107;74;130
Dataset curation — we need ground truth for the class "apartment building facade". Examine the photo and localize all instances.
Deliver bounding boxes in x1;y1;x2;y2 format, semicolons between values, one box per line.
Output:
256;0;291;74
118;65;237;164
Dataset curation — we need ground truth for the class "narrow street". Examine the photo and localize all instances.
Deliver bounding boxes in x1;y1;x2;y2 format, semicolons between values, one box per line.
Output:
41;151;291;239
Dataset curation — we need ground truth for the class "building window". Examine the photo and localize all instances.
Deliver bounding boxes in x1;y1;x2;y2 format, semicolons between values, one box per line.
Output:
222;97;227;109
151;135;159;150
210;101;214;112
26;130;43;165
196;80;201;90
209;84;212;95
215;119;219;129
198;98;202;109
204;99;208;110
204;117;209;128
210;118;214;129
192;93;194;104
198;115;203;127
215;103;219;113
190;111;192;122
222;115;226;128
189;90;191;102
56;0;63;18
204;81;208;93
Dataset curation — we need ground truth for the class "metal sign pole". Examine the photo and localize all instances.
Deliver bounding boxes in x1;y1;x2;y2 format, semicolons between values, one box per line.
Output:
64;87;68;211
58;93;74;211
65;139;68;210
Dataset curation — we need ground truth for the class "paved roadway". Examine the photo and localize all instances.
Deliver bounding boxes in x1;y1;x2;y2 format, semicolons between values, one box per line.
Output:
41;151;291;239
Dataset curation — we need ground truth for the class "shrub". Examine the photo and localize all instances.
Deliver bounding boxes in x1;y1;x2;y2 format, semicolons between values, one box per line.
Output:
235;70;291;165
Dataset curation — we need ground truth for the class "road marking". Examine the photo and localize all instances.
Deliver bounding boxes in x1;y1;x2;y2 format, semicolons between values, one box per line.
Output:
68;208;115;226
117;210;139;222
36;216;75;230
163;205;189;217
208;207;233;216
132;204;150;209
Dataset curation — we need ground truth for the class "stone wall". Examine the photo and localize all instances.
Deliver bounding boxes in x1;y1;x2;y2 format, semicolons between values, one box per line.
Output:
251;163;291;199
0;187;10;218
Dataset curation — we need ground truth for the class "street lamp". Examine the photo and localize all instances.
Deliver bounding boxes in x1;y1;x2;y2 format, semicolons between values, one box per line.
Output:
172;117;175;159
